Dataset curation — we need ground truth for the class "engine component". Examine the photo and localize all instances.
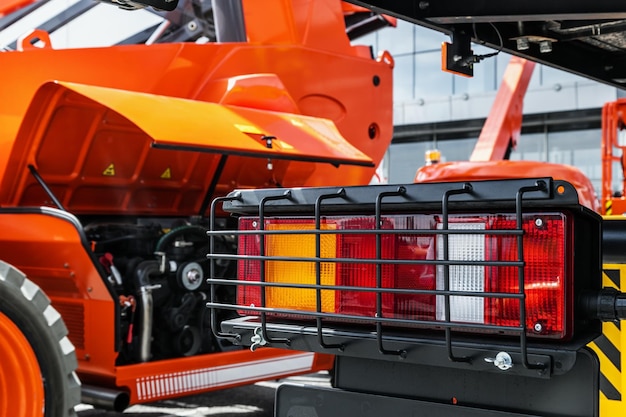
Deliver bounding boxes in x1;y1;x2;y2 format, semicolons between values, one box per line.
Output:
179;262;204;291
86;218;237;365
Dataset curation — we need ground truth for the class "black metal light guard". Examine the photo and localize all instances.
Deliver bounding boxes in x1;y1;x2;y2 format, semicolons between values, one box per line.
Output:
206;177;603;376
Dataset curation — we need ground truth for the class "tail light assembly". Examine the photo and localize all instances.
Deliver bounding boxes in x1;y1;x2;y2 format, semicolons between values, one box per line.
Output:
208;178;606;372
236;212;571;339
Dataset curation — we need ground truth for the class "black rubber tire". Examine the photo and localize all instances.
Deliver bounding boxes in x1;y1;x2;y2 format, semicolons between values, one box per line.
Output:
0;260;81;417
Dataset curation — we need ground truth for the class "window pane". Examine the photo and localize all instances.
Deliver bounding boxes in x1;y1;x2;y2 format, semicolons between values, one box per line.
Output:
378;20;414;55
388;138;479;183
494;52;541;90
415;51;453;98
354;32;377;51
393;55;415;101
436;138;477;162
415;26;447;53
510;132;547;161
388;142;435;183
541;66;582;86
547;129;601;194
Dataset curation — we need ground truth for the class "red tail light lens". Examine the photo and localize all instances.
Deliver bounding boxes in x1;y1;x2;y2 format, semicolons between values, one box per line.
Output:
237;213;571;339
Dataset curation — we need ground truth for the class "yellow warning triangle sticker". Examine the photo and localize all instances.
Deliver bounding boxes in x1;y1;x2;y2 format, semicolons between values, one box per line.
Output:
160;167;172;179
102;163;116;176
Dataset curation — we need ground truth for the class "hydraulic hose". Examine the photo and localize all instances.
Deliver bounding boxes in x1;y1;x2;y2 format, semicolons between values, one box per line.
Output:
155;225;208;253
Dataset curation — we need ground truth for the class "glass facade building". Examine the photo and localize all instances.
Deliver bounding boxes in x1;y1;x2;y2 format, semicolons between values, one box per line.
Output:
359;21;625;195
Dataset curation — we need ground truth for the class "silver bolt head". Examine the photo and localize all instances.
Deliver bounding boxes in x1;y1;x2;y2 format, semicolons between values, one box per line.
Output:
539;40;553;53
516;38;530;51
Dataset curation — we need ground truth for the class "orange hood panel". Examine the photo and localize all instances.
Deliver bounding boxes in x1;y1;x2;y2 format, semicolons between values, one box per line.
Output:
0;81;373;215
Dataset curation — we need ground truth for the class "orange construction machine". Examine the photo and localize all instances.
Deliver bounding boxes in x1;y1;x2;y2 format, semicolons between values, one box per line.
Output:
207;3;626;417
602;99;626;216
415;55;600;213
0;1;394;415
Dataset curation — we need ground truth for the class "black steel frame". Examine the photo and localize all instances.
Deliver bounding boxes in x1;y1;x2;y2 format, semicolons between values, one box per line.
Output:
345;1;626;89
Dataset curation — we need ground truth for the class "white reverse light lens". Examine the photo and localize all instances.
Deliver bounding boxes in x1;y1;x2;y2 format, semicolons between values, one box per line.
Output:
436;222;486;323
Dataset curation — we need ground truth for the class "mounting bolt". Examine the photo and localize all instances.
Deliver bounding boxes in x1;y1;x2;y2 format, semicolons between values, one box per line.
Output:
187;269;201;284
418;1;429;10
485;352;513;371
539;40;553;53
534;322;544;333
516;38;530;51
262;135;275;149
534;218;544;228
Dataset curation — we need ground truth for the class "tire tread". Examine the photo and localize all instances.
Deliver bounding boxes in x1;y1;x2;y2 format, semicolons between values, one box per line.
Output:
0;260;80;417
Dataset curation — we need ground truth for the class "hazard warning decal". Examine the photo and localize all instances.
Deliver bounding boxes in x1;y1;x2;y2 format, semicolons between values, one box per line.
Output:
160;167;172;179
590;266;623;402
102;163;116;176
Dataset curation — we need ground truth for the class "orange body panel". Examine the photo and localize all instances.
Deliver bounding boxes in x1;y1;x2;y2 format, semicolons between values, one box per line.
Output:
0;3;393;207
115;349;334;404
0;0;34;16
0;43;391;211
0;81;374;215
0;211;117;376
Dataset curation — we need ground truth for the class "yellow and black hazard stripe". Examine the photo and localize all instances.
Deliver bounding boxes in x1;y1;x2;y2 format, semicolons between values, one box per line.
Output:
606;200;613;215
589;267;622;402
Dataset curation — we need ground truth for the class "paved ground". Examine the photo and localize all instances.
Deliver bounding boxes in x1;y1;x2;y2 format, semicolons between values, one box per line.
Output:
76;372;331;417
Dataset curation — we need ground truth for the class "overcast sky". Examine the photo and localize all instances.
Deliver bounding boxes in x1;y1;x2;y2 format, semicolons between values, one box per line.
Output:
0;0;162;49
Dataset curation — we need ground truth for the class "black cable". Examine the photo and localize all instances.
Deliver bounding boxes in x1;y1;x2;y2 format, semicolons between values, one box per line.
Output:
470;22;503;63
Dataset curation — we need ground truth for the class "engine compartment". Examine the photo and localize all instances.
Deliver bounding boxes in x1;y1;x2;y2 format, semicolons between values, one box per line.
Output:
84;217;238;365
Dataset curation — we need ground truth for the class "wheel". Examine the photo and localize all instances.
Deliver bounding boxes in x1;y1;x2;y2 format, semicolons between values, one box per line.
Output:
0;261;81;417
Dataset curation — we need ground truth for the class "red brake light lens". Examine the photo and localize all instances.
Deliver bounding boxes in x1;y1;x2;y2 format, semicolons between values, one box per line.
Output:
237;213;571;339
